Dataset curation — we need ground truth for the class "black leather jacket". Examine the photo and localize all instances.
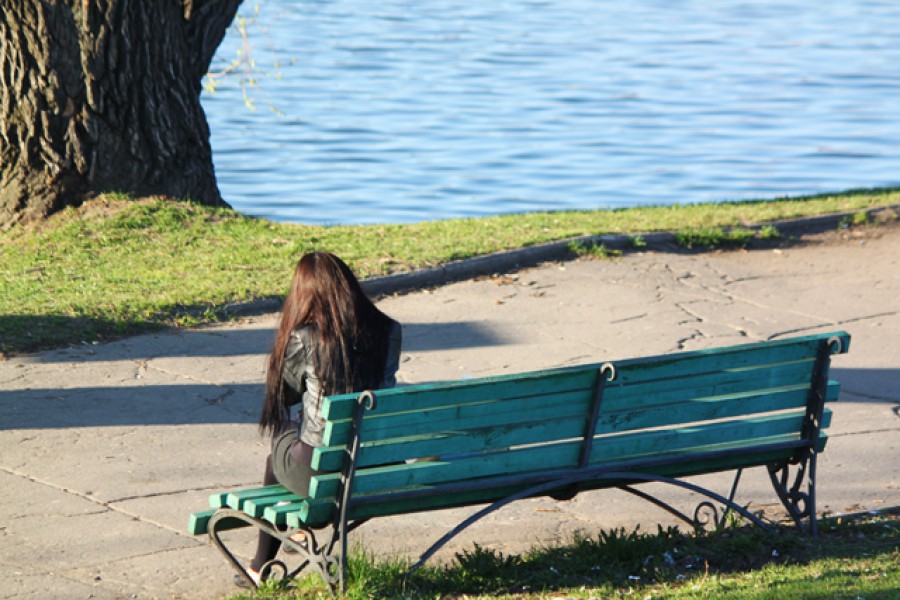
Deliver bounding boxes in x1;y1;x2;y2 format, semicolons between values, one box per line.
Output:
281;320;402;447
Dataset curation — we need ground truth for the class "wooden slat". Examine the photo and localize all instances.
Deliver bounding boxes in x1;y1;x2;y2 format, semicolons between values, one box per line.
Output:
209;491;230;508
590;409;831;467
225;485;291;510
289;483;530;528
322;388;592;447
598;381;839;435
245;492;304;519
314;381;839;471
321;360;825;450
189;509;216;535
607;339;831;386
599;359;815;408
291;433;830;527
316;414;588;471
320;331;849;420
309;409;832;499
321;367;598;420
188;509;253;535
263;501;309;526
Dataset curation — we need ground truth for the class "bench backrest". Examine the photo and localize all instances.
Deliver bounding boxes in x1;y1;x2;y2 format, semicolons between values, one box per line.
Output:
288;331;849;527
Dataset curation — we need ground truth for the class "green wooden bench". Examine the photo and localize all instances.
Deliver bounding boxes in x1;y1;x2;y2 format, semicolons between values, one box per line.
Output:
189;331;849;592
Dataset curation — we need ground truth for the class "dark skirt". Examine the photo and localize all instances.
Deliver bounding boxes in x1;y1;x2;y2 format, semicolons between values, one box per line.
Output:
271;427;322;497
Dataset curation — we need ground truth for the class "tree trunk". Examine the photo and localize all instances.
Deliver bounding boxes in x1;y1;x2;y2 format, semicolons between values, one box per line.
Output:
0;0;242;227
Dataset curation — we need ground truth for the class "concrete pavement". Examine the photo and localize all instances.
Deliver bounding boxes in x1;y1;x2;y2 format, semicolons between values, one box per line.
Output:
1;218;898;599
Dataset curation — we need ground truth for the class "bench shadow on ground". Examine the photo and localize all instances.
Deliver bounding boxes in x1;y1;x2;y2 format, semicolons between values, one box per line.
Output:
0;320;514;430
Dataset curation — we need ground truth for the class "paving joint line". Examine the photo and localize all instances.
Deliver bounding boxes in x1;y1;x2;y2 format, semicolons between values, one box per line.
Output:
769;311;900;340
0;466;210;541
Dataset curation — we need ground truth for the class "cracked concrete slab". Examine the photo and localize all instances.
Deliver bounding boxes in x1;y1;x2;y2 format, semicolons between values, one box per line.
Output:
0;425;263;504
1;222;898;598
64;544;237;600
0;563;127;600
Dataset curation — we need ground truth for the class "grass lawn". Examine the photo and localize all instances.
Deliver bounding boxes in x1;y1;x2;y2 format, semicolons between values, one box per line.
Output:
231;509;898;599
1;187;898;356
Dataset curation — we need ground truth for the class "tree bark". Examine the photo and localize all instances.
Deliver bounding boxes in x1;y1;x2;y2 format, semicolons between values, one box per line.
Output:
0;0;242;227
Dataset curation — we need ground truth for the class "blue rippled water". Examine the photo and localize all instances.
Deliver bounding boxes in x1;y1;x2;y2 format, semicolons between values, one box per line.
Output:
202;0;900;225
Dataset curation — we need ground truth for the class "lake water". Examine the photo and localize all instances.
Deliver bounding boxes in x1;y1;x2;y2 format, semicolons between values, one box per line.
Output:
201;0;900;225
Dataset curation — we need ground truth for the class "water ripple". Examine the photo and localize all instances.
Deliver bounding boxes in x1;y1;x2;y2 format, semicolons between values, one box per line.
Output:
204;0;900;225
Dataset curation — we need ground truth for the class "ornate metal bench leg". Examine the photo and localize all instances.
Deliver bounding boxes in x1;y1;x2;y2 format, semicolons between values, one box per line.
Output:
208;509;262;590
621;468;749;533
768;453;818;535
404;469;771;583
207;508;341;594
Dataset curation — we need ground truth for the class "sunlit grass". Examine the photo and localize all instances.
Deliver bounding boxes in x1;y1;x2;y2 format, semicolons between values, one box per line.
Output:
1;187;897;355
226;510;898;599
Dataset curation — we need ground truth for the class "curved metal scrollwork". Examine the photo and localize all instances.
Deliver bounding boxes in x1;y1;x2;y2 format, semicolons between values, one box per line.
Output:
406;468;772;579
359;390;377;411
826;336;843;354
693;501;721;531
600;362;617;382
259;559;288;584
789;490;810;518
768;456;817;534
207;509;338;591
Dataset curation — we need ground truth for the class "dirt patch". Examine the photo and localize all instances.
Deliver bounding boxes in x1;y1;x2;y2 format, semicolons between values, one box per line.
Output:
777;208;900;248
11;195;157;235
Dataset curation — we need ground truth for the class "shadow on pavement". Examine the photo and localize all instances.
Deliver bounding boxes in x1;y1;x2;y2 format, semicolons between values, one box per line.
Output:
0;383;263;430
2;368;895;432
830;368;900;405
17;320;510;363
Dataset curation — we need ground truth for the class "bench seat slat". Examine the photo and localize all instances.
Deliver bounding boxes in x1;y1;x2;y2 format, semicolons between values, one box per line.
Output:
198;487;310;529
189;509;216;535
264;501;308;526
223;485;292;510
209;492;230;508
188;508;254;535
244;492;305;518
309;409;831;499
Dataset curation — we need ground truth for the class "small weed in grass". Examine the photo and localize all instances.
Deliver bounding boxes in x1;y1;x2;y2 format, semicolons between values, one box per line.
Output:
840;210;872;228
675;227;755;250
629;234;648;249
757;225;780;240
569;239;621;259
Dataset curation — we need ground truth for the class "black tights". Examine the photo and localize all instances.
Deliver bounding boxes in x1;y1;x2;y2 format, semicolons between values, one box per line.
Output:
250;455;281;571
249;438;320;572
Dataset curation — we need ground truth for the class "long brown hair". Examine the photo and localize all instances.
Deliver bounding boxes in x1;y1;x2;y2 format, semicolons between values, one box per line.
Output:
259;252;393;436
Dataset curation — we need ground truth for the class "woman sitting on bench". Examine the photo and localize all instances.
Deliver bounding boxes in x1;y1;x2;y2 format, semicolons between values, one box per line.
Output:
238;251;402;588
